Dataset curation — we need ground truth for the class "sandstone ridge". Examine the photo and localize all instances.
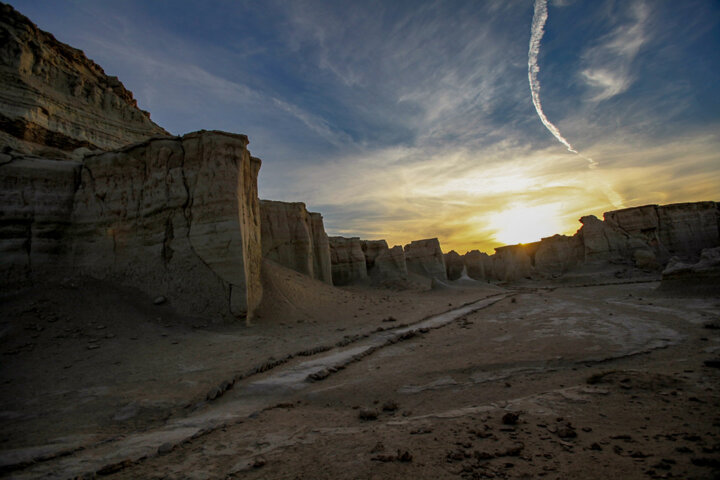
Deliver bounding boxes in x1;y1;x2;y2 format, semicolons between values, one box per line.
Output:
0;3;169;158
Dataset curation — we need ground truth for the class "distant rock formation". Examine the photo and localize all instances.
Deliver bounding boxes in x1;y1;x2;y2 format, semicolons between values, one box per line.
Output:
260;200;332;284
605;202;719;261
362;240;408;286
463;250;493;281
0;3;168;158
660;247;720;295
329;236;367;285
534;234;584;275
466;202;719;282
491;244;534;282
328;237;411;286
1;131;263;321
444;250;464;281
404;238;447;281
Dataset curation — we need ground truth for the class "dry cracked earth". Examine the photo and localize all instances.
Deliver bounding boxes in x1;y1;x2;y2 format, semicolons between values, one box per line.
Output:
2;276;720;479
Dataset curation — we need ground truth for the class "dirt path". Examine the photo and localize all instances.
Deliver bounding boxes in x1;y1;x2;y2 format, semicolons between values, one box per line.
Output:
5;282;719;479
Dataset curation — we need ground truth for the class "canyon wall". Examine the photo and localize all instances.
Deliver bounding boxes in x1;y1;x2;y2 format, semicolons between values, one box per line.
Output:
0;3;168;158
404;238;447;281
1;131;263;321
328;236;367;285
260;200;332;284
466;202;719;282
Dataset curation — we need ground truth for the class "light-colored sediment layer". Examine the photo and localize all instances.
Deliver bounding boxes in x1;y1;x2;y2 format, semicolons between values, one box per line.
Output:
0;3;168;157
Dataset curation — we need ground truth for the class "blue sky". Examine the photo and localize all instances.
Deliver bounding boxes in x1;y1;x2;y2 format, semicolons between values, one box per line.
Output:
10;0;720;252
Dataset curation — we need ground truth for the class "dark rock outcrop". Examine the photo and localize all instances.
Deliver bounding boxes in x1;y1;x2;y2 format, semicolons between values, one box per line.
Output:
444;250;464;281
660;247;720;295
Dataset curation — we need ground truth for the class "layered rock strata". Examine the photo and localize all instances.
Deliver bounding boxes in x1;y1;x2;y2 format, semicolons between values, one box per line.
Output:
361;239;408;285
0;3;168;157
329;236;367;285
0;153;80;282
605;202;719;260
404;238;447;281
260;200;332;284
1;131;263;321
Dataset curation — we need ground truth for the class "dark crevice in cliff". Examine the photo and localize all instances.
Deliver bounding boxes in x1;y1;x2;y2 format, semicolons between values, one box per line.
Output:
176;139;236;311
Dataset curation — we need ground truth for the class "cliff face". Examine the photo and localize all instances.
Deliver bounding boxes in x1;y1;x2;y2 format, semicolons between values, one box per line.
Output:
328;236;367;285
1;131;263;321
472;202;719;282
0;153;80;283
404;238;447;281
0;3;168;157
259;200;332;284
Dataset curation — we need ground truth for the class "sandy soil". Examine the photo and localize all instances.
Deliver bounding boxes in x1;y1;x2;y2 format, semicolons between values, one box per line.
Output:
1;264;719;479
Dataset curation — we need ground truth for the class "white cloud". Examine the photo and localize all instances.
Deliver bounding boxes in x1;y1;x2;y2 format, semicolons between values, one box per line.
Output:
581;1;650;102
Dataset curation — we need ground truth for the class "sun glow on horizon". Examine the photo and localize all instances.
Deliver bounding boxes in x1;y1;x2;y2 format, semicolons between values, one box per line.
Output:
486;203;565;246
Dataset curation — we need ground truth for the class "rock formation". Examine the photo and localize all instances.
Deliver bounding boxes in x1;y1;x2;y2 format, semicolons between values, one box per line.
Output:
0;153;80;283
471;202;719;282
361;240;408;286
444;250;464;281
490;244;534;282
1;131;263;321
404;238;447;281
605;202;719;260
660;247;720;295
0;3;168;158
260;200;332;284
329;236;367;285
463;250;493;280
533;234;584;275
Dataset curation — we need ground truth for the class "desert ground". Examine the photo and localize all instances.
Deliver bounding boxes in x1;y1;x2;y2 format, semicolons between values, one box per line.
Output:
1;263;719;479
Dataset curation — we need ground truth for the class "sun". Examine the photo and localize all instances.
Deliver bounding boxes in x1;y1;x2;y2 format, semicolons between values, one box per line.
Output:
488;204;564;246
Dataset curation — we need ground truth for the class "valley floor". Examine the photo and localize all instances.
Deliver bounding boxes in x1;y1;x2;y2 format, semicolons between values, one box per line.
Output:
1;265;719;479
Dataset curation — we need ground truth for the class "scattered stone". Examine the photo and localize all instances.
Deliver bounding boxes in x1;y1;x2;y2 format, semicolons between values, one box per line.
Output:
370;442;385;453
252;456;266;468
153;296;167;305
382;316;397;322
358;409;379;421
382;400;399;412
308;368;330;381
502;412;520;425
87;344;100;350
556;424;577;439
590;443;603;451
157;442;173;455
206;386;222;401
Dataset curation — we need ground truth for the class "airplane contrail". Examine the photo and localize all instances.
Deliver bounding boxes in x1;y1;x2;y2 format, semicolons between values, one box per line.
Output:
528;0;597;168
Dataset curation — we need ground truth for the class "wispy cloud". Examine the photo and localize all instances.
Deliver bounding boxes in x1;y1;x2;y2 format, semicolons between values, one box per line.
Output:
580;1;650;101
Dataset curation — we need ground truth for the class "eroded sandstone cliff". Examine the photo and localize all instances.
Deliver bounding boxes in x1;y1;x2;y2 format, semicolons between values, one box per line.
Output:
0;3;168;157
1;131;263;321
260;200;332;284
404;238;447;281
329;236;367;285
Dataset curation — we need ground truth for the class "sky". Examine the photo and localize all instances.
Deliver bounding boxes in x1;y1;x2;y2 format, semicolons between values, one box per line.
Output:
9;0;720;254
